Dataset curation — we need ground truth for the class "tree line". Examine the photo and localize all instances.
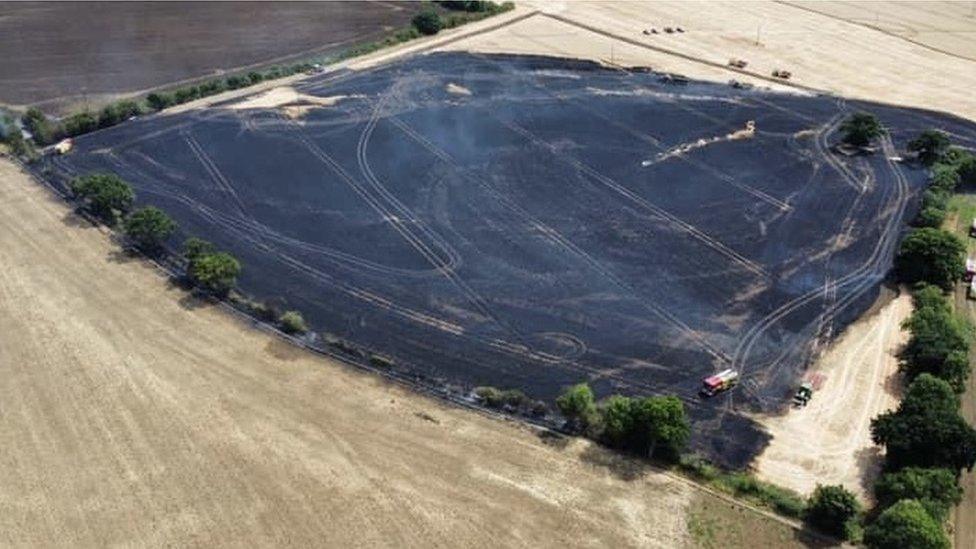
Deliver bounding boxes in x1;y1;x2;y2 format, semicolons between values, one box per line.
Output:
67;172;309;336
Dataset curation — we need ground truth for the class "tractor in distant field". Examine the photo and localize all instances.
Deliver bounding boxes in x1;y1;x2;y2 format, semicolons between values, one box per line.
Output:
700;369;739;397
792;382;814;407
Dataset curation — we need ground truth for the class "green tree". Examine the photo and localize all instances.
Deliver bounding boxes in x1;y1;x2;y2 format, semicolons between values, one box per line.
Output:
804;484;862;539
279;310;308;334
69;173;135;224
930;164;961;193
412;9;443;35
840;112;884;147
895;228;965;289
908;130;952;166
556;382;598;433
599;395;635;448
899;291;970;391
874;467;962;520
863;499;950;549
183;237;216;262
871;374;976;471
123;206;177;252
626;395;690;460
188;251;241;296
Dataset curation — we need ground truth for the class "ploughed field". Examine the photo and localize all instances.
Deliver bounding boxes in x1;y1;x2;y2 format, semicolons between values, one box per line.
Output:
44;53;973;465
0;1;417;110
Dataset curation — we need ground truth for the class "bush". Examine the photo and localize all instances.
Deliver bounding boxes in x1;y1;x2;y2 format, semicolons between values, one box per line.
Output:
69;172;135;224
805;484;862;540
863;499;950;549
63;111;98;137
474;386;530;409
22;107;61;145
895;228;966;289
123;206;177;252
840;112;884;147
715;472;807;518
556;382;599;432
412;9;443;35
147;92;175;111
279;310;308;334
98;100;141;129
186;247;241;296
874;467;962;521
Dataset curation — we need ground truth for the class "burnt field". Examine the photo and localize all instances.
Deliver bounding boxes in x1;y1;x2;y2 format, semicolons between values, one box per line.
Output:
0;1;418;111
42;53;976;465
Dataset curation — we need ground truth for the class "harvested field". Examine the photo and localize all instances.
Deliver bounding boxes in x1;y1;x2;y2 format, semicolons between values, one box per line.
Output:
0;158;821;547
784;1;976;62
467;1;976;122
41;51;969;466
752;289;910;500
0;1;419;112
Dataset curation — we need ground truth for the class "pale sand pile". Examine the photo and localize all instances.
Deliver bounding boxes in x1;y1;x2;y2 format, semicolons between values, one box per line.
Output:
227;86;358;119
752;292;911;501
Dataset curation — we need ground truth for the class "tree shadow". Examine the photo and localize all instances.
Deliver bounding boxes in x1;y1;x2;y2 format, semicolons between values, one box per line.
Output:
536;429;571;451
577;442;651;482
178;292;212;311
792;528;842;548
61;209;96;229
106;247;142;264
856;445;884;498
265;338;303;361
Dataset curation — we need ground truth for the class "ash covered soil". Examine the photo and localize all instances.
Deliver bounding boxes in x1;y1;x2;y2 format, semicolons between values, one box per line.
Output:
43;52;976;465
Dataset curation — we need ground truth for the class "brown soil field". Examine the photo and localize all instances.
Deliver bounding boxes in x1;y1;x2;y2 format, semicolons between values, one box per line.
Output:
0;158;824;547
0;1;418;113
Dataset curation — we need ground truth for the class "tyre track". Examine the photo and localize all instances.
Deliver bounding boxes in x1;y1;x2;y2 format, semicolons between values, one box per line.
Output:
386;115;731;365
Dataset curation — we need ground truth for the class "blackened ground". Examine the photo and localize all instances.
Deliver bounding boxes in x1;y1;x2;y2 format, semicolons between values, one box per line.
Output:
43;53;974;466
0;1;418;110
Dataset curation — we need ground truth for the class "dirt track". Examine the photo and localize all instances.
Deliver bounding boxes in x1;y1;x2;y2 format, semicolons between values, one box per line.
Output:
753;290;910;500
0;158;704;546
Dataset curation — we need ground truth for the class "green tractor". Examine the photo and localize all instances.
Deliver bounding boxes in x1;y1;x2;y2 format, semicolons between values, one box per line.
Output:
792;382;814;407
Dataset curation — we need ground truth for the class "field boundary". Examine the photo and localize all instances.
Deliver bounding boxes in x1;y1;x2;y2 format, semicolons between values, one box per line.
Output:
12;153;841;546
